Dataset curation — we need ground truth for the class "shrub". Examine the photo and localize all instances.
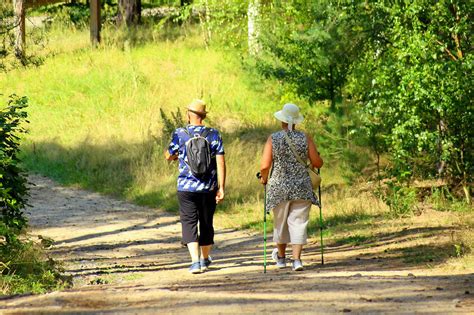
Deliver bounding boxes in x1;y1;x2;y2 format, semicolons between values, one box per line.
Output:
0;95;29;236
0;95;69;295
380;182;418;217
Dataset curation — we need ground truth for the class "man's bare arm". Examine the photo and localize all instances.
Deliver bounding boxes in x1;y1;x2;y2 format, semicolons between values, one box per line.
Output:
216;154;226;203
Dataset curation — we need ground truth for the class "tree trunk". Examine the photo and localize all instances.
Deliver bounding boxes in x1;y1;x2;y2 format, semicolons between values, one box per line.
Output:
13;0;25;60
202;0;211;44
117;0;141;26
247;0;260;55
90;0;100;46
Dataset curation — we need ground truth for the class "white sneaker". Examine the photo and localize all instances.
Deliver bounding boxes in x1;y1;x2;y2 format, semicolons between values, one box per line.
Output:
272;248;286;268
292;259;304;271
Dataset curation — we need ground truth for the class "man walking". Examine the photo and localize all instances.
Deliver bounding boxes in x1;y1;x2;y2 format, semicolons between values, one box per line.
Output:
165;99;226;274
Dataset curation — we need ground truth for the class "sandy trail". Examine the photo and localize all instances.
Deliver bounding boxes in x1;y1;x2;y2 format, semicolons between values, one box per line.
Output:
1;175;473;314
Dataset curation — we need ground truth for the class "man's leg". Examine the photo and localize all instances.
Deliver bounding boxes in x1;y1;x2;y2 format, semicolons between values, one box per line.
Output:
201;245;211;259
178;192;200;262
198;190;217;258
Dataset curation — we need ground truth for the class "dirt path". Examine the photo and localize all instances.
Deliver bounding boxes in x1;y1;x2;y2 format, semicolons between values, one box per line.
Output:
1;175;473;314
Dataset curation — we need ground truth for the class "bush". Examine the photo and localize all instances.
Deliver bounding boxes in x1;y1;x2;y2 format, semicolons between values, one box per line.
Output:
0;95;69;295
0;95;29;236
380;182;418;217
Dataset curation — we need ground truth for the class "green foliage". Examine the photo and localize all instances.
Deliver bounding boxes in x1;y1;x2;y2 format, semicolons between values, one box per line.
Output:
195;0;249;49
0;224;71;295
348;1;473;200
0;3;15;70
429;187;473;212
36;1;121;28
255;1;361;110
302;103;370;183
0;95;29;236
0;96;68;295
159;107;184;137
0;3;47;71
380;183;417;217
212;0;473;203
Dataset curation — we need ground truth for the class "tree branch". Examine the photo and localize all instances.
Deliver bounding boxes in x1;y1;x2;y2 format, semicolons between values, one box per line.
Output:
449;3;464;59
436;40;458;61
0;21;19;35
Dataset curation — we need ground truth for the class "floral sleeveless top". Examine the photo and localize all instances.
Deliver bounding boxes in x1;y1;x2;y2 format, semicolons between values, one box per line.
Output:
266;130;319;211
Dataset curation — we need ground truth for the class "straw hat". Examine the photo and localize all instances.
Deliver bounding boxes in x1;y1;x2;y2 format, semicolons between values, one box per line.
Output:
274;103;304;130
187;99;207;115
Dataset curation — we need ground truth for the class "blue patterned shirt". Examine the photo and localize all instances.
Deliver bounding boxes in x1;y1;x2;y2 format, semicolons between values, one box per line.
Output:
168;125;225;192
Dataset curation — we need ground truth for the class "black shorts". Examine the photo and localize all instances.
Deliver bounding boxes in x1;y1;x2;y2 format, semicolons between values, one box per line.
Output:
177;190;217;246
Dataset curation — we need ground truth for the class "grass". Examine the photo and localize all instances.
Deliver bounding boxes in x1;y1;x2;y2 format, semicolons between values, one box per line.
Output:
0;236;71;295
1;22;473;276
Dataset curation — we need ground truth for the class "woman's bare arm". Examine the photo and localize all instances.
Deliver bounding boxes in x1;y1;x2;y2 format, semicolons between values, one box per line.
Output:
260;136;273;184
307;134;323;169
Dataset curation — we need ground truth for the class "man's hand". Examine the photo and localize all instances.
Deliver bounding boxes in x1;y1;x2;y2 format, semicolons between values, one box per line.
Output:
165;150;178;161
216;187;225;204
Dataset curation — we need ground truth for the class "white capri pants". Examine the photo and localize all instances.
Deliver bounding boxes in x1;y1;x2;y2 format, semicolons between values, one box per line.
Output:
272;199;312;245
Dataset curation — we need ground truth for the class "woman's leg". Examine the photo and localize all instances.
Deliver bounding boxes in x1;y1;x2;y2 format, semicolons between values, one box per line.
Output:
292;244;303;260
273;201;291;258
187;242;200;262
277;243;287;258
287;200;312;258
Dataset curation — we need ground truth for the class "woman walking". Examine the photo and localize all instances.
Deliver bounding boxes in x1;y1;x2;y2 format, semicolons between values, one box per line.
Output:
259;103;323;271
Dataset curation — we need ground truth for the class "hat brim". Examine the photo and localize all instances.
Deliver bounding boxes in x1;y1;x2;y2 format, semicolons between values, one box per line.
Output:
274;111;304;124
187;108;207;115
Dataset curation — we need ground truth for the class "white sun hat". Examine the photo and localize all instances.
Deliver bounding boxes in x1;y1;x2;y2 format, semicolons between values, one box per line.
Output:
274;103;304;131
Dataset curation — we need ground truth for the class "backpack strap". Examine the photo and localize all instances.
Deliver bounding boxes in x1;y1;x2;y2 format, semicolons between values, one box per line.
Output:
181;126;210;138
200;127;211;139
182;127;192;137
283;131;308;168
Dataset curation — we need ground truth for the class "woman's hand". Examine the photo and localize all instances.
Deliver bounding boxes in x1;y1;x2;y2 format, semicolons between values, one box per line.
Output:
216;187;225;204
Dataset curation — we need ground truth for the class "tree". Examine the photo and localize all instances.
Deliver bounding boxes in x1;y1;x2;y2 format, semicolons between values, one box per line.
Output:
247;0;260;55
348;1;473;202
255;1;363;111
117;0;141;26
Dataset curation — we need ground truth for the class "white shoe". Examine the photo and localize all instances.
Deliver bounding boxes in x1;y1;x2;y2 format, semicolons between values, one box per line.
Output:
272;248;286;268
292;259;304;271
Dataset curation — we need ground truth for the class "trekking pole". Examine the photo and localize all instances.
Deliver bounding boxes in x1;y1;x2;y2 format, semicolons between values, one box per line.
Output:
256;172;267;273
318;168;324;265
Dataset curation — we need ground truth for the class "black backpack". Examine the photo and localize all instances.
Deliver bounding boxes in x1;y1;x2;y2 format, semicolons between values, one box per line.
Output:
181;127;212;178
